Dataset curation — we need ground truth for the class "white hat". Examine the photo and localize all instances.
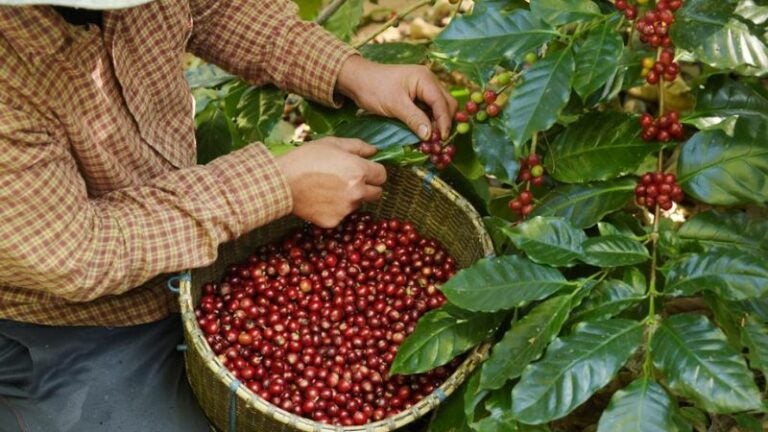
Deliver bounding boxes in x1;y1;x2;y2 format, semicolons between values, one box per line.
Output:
0;0;153;9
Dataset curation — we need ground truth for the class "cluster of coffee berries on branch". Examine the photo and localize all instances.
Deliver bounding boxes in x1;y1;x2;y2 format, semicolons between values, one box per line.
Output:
418;131;456;170
639;111;684;142
636;1;683;48
614;0;639;20
642;49;679;85
195;213;459;426
635;172;684;211
508;153;546;220
453;72;512;135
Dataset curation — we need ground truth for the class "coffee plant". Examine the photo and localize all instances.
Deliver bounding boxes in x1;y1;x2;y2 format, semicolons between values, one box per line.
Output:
189;0;768;430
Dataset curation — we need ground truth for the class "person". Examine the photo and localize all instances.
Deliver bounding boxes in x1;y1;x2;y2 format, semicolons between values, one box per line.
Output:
0;0;457;430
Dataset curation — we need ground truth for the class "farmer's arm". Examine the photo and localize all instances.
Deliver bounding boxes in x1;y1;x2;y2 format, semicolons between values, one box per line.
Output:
187;0;457;140
0;103;383;303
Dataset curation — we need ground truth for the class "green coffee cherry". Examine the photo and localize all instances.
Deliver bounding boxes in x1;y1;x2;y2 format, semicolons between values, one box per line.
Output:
524;52;538;65
495;72;512;86
474;111;488;122
531;165;545;177
456;122;471;134
470;92;484;104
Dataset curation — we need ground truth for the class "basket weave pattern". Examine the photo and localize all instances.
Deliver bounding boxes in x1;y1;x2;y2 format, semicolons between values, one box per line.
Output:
179;166;494;432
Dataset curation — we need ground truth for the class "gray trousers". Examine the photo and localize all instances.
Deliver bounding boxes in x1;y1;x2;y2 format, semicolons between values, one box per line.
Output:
0;315;210;432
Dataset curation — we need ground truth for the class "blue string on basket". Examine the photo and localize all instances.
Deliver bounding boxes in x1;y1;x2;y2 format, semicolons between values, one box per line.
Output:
166;272;191;294
422;170;436;192
228;379;241;432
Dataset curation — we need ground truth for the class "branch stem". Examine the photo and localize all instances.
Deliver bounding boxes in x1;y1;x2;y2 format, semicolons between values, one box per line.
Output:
314;0;348;25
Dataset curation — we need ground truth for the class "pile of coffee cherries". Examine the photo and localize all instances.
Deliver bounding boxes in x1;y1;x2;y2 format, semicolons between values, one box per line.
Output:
507;153;546;220
418;131;456;170
195;213;459;426
635;171;684;210
639;111;684;142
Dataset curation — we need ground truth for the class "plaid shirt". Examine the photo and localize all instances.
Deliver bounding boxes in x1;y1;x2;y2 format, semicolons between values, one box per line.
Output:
0;0;356;326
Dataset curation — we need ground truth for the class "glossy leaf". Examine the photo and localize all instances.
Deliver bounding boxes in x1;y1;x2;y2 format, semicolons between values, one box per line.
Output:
689;77;768;130
651;314;763;413
544;113;661;183
195;103;234;164
677;124;768;206
429;381;473;432
580;235;650;267
359;43;428;65
572;21;624;100
390;307;503;375
511;319;644;424
503;47;575;145
440;255;570;312
671;0;768;76
464;370;488;424
664;248;768;300
323;0;364;42
369;146;428;165
571;279;645;323
530;0;601;26
673;210;768;257
597;378;677;432
293;0;322;20
480;294;572;390
235;86;285;144
433;7;558;66
473;122;519;183
531;178;636;229
740;317;768;378
334;116;419;149
505;216;586;267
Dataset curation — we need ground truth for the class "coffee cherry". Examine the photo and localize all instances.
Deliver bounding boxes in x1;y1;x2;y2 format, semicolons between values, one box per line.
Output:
530;165;545;177
470;91;484;104
474;111;488;122
485;104;501;118
456;122;471;134
635;171;684;211
524;52;537;65
465;101;479;114
454;111;469;123
495;72;512;86
195;213;459;426
483;90;497;105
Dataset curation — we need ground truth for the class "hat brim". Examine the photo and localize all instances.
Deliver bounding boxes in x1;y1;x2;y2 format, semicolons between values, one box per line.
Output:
0;0;153;9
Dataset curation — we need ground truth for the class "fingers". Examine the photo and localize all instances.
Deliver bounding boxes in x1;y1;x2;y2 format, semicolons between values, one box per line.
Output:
361;185;383;203
334;138;378;157
363;160;387;186
400;99;434;141
413;71;454;140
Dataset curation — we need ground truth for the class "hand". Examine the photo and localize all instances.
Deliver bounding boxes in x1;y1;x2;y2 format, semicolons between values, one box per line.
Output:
276;137;387;228
336;56;458;141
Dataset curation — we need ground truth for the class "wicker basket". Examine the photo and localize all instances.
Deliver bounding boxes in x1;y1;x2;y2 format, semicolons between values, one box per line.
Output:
178;165;494;432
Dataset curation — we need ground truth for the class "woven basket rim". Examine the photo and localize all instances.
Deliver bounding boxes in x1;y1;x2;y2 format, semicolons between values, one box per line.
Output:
179;166;494;431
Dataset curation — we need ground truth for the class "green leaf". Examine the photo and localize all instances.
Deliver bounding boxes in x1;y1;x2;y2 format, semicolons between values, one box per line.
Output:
440;255;570;312
530;0;601;26
195;103;234;164
673;210;768;257
184;62;234;89
505;216;586;267
733;413;765;432
360;43;429;65
369;145;429;165
334;116;419;149
429;381;473;432
484;216;517;255
323;0;364;42
651;314;763;413
571;279;645;322
235;86;285;144
530;178;635;229
433;7;558;67
580;235;650;267
689;77;768;130
671;0;768;76
511;319;644;424
301;100;358;135
293;0;322;20
572;21;624;100
503;47;575;146
664;248;768;300
677;124;768;206
473;122;519;183
390;308;503;375
740;316;768;378
464;370;488;424
479;294;573;390
597;378;677;432
544;113;662;183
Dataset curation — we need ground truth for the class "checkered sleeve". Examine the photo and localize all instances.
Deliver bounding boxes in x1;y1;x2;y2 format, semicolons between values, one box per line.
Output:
188;0;358;107
0;104;292;303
